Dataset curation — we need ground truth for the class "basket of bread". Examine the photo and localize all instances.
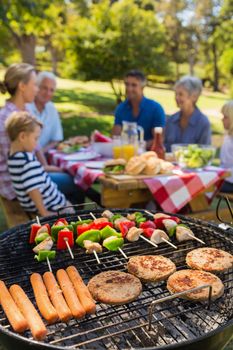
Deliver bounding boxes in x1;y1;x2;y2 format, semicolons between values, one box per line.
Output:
103;151;174;177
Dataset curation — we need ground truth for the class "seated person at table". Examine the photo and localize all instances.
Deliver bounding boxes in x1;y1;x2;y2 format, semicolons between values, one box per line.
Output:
220;100;233;193
164;76;211;152
112;70;166;148
5;111;73;216
27;71;63;153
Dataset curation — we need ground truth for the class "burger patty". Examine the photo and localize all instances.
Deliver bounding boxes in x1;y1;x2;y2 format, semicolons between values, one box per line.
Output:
127;255;176;282
186;247;233;273
87;271;142;305
167;269;224;301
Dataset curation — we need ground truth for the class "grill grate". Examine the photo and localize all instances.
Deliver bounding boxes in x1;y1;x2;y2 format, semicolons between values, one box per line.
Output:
0;209;232;350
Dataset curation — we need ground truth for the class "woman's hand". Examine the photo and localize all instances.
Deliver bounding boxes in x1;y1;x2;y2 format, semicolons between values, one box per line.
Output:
44;165;63;173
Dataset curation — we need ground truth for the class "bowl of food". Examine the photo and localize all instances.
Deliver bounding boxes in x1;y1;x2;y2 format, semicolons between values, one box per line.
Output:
171;144;216;169
92;142;113;157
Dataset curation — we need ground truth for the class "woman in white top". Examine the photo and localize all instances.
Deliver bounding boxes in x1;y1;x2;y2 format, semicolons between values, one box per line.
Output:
220;100;233;192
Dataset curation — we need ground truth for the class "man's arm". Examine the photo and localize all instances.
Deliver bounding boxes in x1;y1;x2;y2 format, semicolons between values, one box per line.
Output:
28;188;53;217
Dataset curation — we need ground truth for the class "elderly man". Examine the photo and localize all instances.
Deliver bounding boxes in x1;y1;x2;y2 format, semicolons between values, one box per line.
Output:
27;71;63;153
112;70;166;148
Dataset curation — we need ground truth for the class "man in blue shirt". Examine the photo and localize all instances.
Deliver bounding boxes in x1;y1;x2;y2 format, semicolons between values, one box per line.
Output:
112;70;166;147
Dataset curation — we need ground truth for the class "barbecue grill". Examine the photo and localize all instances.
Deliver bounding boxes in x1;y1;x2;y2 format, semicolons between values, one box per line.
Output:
0;209;232;350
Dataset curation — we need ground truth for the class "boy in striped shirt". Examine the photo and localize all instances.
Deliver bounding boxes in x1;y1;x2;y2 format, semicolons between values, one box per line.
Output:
5;111;71;216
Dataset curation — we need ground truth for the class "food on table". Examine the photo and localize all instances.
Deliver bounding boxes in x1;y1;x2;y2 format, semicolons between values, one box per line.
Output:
0;280;28;333
140;151;158;160
150;229;170;245
57;228;74;250
172;144;216;169
102;236;124;251
87;271;142;305
127;255;176;282
69;135;89;145
57;136;89;153
143;156;161;175
30;273;58;324
34;250;56;262
83;240;103;254
9;284;47;340
159;160;175;174
51;221;73;241
92;130;112;143
43;271;72;323
175;224;196;242
56;269;86;319
186;248;233;273
76;229;101;248
125;156;146;175
33;237;54;254
102;209;114;219
167;269;224;301
66;266;96;314
126;227;143;242
103;159;126;174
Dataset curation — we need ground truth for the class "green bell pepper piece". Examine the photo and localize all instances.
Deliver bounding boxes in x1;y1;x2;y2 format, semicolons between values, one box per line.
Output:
76;229;101;248
103;236;124;251
100;226;121;240
109;214;122;223
35;233;50;245
34;250;56;262
70;219;93;233
51;224;74;241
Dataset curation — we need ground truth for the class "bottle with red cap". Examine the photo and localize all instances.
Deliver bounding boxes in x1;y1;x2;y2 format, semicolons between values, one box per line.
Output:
150;127;165;159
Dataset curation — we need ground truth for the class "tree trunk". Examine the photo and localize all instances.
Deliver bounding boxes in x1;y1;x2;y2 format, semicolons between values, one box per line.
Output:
188;55;195;76
49;46;58;75
17;34;36;66
175;62;180;80
212;42;219;92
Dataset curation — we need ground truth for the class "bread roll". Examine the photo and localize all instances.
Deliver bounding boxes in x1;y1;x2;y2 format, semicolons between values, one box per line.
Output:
140;151;158;160
125;157;146;175
143;157;161;175
159;160;174;174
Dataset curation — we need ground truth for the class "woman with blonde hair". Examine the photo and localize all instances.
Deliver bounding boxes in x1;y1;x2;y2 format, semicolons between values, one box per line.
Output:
220;100;233;192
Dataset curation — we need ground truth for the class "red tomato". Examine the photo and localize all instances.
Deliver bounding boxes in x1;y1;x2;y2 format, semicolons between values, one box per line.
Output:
142;228;154;238
140;220;156;230
54;218;68;226
118;221;135;238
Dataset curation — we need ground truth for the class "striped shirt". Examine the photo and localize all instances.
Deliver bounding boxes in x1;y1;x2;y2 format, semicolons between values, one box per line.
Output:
7;152;67;212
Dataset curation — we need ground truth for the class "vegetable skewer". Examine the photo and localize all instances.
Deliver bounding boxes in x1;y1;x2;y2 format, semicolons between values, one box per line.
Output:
35;216;54;271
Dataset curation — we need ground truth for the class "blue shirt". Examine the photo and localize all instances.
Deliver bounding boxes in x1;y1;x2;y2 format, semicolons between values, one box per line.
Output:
164;107;211;152
114;96;166;141
27;101;63;148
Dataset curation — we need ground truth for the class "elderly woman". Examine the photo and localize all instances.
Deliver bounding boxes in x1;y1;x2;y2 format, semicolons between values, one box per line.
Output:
164;76;211;152
220;100;233;193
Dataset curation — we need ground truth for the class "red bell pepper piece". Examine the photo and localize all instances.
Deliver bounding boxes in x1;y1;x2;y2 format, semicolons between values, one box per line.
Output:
77;223;94;236
54;218;68;226
92;222;113;230
142;228;154;239
140;220;156;230
118;221;135;238
57;229;74;250
29;223;41;244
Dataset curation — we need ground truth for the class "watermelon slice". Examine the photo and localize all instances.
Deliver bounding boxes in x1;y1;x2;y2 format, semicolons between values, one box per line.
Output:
93;130;112;143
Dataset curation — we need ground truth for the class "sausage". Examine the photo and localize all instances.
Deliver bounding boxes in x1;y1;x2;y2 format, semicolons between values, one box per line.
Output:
43;271;72;323
66;266;96;314
0;281;28;333
9;284;47;340
56;269;86;319
30;273;58;324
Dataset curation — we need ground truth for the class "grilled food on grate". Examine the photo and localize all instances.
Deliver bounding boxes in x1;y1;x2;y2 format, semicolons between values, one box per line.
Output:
186;247;233;273
167;269;224;301
127;255;176;282
87;271;142;305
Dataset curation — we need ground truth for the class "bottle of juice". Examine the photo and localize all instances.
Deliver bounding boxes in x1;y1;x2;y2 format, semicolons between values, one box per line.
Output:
150;127;165;159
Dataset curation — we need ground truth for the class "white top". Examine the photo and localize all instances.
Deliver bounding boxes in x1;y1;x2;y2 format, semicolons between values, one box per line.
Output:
220;134;233;183
27;101;63;148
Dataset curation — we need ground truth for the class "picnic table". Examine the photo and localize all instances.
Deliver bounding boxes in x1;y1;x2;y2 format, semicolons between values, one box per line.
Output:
48;149;230;218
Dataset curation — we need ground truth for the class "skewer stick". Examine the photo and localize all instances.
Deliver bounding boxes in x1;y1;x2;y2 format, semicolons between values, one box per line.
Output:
140;235;158;248
89;212;96;220
161;237;177;249
144;210;154;217
186;233;205;245
77;215;82;221
118;248;128;259
64;237;74;259
93;251;101;264
46;257;52;272
36;215;41;225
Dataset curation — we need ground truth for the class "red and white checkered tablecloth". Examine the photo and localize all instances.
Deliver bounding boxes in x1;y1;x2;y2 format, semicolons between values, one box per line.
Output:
47;149;104;190
143;166;228;213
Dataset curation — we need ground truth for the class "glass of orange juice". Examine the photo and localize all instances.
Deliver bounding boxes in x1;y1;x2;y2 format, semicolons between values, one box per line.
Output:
112;136;122;159
122;144;138;161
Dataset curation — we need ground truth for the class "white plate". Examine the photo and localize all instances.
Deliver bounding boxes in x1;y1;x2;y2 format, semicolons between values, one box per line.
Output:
85;161;105;169
64;151;100;162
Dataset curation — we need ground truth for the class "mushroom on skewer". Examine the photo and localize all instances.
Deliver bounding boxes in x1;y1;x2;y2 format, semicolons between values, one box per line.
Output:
176;225;205;244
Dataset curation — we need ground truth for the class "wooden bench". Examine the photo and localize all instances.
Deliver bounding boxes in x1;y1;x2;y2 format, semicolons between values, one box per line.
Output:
0;196;31;228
